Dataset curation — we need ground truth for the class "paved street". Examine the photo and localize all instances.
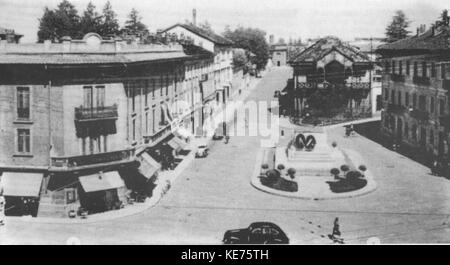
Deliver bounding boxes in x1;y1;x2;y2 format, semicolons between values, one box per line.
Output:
1;66;450;244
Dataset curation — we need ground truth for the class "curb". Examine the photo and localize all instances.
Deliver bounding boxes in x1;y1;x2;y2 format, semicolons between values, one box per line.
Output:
4;77;263;225
250;147;378;200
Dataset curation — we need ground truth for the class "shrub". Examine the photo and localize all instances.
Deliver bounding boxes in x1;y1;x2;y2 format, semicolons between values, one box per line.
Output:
330;168;340;176
277;164;285;171
332;141;337;148
340;165;350;172
287;168;296;179
261;164;269;169
346;170;362;181
358;165;367;172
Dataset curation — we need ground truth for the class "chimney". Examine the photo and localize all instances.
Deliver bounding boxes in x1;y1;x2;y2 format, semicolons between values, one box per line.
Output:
192;9;197;26
61;36;71;52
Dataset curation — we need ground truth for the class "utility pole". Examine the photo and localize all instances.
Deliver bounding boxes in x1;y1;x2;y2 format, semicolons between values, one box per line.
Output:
369;37;373;117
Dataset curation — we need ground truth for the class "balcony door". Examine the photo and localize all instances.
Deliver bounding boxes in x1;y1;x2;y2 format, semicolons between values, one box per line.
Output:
83;86;105;110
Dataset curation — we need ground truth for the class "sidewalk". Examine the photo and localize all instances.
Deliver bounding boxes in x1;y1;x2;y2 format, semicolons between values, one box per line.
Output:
3;76;262;225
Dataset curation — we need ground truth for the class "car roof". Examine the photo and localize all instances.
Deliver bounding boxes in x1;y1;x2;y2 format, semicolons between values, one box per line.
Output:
250;222;283;230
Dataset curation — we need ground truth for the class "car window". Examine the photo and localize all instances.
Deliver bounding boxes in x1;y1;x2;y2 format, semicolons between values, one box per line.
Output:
271;228;280;235
262;227;271;235
252;228;262;234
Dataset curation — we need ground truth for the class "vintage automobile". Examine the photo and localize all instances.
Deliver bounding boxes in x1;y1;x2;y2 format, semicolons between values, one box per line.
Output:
195;145;209;158
223;222;289;244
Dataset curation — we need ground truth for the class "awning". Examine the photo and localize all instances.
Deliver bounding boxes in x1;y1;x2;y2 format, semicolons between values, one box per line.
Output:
79;171;125;193
138;152;161;179
174;127;192;139
167;136;187;151
1;172;43;197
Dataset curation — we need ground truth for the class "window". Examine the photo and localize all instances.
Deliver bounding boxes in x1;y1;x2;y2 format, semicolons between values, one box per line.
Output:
384;88;389;101
431;62;436;78
166;75;169;96
83;86;93;108
430;130;435;147
151;79;155;97
414;62;418;76
418;95;426;111
442;63;447;79
440;99;446;115
145;112;149;134
130;82;136;112
152;108;156;133
132;119;136;141
405;92;409;106
144;80;148;107
17;129;30;153
406;61;410;75
397;91;402;105
17;87;30;119
392;60;396;74
422;62;427;77
412;125;417;142
96;86;105;108
160;76;163;96
385;61;390;73
391;90;395;104
399;61;403;75
430;97;435;114
404;122;409;138
413;94;417;109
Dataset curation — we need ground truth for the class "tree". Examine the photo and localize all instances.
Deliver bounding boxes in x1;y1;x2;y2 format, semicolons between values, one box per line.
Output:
232;48;248;69
223;26;270;71
385;10;411;43
37;0;81;42
278;37;285;44
99;1;120;37
198;20;214;34
123;8;148;36
79;2;102;35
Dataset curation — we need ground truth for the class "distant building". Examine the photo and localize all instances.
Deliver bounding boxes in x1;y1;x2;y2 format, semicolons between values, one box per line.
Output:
0;26;22;43
162;10;234;106
286;36;373;121
376;15;450;162
350;37;386;115
270;44;288;67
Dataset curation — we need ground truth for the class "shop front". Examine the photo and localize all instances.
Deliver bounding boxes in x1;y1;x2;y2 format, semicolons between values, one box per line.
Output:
0;172;43;217
78;171;126;214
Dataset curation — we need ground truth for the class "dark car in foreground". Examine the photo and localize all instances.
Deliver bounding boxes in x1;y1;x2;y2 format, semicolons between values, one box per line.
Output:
223;222;289;244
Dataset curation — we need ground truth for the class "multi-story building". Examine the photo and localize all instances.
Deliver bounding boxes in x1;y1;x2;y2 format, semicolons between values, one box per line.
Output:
376;16;450;162
162;12;234;108
0;32;214;217
0;26;22;43
286;36;373;121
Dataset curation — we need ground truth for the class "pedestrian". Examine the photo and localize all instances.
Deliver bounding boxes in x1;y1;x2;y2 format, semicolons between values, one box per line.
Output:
432;157;438;176
328;217;344;244
0;180;5;226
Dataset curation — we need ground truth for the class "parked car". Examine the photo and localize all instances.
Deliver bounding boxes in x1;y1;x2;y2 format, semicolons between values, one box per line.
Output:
223;222;289;244
195;145;209;158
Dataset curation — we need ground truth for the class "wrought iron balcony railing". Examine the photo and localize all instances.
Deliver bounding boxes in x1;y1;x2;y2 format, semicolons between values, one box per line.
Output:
75;104;118;121
51;148;135;170
296;82;371;90
410;109;429;122
390;74;405;82
412;76;431;86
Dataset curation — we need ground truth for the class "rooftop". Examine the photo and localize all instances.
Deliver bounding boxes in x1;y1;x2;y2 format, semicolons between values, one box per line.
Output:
162;23;233;46
289;36;370;64
0;26;23;37
0;33;190;65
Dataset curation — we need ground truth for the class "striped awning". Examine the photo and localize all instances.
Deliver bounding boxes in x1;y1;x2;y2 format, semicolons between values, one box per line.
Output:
79;171;125;193
138;152;161;179
0;172;43;197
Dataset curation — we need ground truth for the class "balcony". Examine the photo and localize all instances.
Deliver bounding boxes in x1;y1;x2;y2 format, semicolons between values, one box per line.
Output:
296;82;371;90
410;109;429;122
439;114;450;128
442;80;450;92
390;74;405;82
50;149;135;171
345;82;371;90
144;123;172;146
386;103;407;115
412;76;431;86
75;104;118;122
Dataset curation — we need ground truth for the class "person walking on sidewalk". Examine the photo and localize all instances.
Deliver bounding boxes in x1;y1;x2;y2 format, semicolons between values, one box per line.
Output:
0;179;5;226
328;217;344;244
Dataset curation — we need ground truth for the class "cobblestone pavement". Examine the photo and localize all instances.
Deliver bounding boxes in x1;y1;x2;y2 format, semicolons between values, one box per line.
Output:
1;66;450;244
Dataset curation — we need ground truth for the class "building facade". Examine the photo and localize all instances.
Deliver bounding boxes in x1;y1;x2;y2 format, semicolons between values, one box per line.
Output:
377;17;450;162
286;36;373;122
162;22;234;106
270;44;288;67
0;33;214;217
